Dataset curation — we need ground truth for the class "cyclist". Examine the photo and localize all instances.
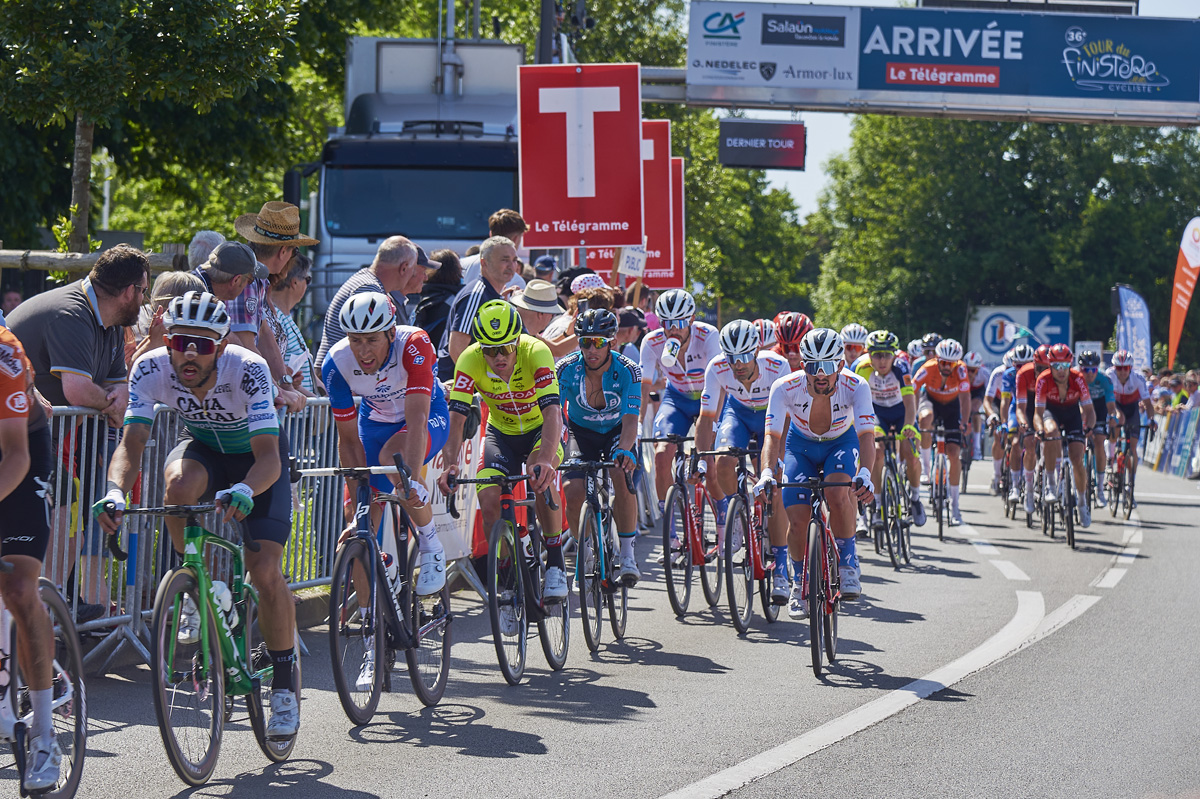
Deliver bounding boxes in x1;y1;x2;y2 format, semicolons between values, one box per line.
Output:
1079;350;1115;507
1014;344;1052;515
852;330;925;527
840;324;869;366
95;291;300;738
639;290;721;544
911;338;970;525
772;312;813;373
1033;344;1095;528
1106;350;1155;505
0;324;60;791
321;292;450;596
753;319;777;353
999;344;1035;505
902;339;922;370
437;300;567;601
982;350;1013;494
756;328;875;613
556;309;642;584
911;332;941;378
964;351;987;461
695;320;791;601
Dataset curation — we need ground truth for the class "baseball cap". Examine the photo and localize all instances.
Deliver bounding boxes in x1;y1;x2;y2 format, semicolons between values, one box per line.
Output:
533;255;558;275
207;242;268;280
618;307;646;330
416;246;441;270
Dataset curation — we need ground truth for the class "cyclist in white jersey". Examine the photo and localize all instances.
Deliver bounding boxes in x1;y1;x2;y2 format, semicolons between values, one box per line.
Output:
694;321;791;601
639;290;721;519
756;329;875;614
95;292;300;738
982;351;1012;493
1106;350;1155;489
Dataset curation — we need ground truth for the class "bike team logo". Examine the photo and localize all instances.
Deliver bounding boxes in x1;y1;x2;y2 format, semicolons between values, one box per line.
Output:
759;62;777;81
1061;27;1170;94
703;11;745;40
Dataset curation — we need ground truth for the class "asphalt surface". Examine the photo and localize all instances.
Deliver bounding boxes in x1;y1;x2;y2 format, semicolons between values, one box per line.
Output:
9;462;1200;799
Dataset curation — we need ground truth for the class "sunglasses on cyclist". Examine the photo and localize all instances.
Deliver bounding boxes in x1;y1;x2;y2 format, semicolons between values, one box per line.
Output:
728;351;756;364
481;343;517;358
1083;367;1098;374
803;359;841;376
662;318;689;331
166;334;219;355
579;337;611;350
868;349;893;358
1050;362;1071;370
780;343;801;355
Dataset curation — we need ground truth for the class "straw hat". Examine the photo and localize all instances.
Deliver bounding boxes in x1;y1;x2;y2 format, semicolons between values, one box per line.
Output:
234;202;320;247
510;280;564;315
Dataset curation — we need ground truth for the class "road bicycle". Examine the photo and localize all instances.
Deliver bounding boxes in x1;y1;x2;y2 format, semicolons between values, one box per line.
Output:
120;505;301;786
1106;424;1138;520
1054;434;1080;549
927;420;950;541
559;459;635;652
773;475;851;678
1035;435;1061;540
0;562;85;798
447;468;566;685
1082;428;1099;512
312;455;451;724
643;435;722;617
875;433;914;568
697;446;778;635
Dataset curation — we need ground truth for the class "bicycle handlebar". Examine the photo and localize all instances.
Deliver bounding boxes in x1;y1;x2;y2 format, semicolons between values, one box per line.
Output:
558;459;637;493
444;467;559;519
640;435;693;445
112;503;259;552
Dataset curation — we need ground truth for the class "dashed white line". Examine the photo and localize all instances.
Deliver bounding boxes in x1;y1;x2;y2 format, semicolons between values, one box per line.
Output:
990;560;1031;581
1094;568;1127;589
971;539;1000;556
1090;510;1141;589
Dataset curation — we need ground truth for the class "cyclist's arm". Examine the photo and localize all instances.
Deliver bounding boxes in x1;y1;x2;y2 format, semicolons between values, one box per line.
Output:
242;432;283;496
852;381;877;476
1082;400;1096;431
696;364;723;456
761;382;789;480
107;422;151;496
616;413;639;472
760;431;781;484
1032;378;1047;434
0;418;30;505
334;417;367;471
324;358;367;470
402;390;432;479
956;368;971;425
902;392;916;429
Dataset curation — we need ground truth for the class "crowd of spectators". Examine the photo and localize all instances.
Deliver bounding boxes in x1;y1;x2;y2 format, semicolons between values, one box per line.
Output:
1149;367;1200;414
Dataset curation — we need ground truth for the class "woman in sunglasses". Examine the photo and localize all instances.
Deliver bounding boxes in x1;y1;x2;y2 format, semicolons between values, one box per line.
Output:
1033;344;1096;528
756;328;876;606
694;320;792;603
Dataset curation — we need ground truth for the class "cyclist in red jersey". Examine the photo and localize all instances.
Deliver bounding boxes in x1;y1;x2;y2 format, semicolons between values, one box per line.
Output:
1014;344;1052;514
1033;343;1096;527
773;312;812;373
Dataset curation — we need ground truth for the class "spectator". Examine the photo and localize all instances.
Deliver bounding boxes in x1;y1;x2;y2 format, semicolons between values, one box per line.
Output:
616;307;647;362
270;252;321;396
415;249;462;350
532;255;559;284
542;282;615;342
460;209;528;291
8;244;149;620
1;289;22;316
128;271;206;366
314;236;436;369
186;230;226;269
510;279;564;337
465;245;480;257
437;235;520;380
1170;375;1187;407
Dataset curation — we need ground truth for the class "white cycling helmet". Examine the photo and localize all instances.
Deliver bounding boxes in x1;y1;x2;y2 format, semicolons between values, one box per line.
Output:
655;289;696;322
1112;350;1134;367
840;323;868;346
754;319;777;349
340;292;396;334
165;291;230;339
799;327;844;362
720;320;760;359
1010;344;1035;365
907;339;923;359
964;350;984;368
935;338;964;362
1002;351;1014;369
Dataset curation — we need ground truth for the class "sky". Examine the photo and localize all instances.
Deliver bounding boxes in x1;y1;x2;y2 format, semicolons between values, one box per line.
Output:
740;0;1200;219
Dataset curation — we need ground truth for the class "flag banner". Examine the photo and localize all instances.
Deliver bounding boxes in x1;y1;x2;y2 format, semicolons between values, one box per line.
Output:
1116;285;1153;374
1168;217;1200;369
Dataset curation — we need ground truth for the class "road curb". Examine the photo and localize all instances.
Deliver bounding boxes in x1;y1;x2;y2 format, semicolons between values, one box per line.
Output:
294;586;330;629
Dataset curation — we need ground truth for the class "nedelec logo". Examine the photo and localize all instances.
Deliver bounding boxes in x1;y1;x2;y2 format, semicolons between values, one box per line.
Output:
761;14;845;48
703;11;746;40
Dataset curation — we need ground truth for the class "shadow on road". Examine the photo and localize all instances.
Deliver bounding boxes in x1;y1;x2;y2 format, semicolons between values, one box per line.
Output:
840;598;926;625
352;702;549;758
168;758;378;798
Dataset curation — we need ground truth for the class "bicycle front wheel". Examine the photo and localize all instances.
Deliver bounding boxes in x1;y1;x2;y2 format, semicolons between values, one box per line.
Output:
1062;467;1076;550
577;506;604;653
807;520;826;678
882;468;901;569
406;546;452;707
934;455;946;542
698;492;723;608
536;556;570;673
488;520;527;685
244;595;301;763
662;486;692;616
150;568;224;786
328;538;382;725
724;495;754;634
1107;466;1121;518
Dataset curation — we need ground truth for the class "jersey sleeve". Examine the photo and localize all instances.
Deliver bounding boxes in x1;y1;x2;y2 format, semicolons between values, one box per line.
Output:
401;331;436;397
851;378;878;433
910;363;928;393
447;349;480;415
618;354;641;417
1071;372;1090;402
1000;368;1015;398
896;361;915;396
321;356;357;422
765;380;788;437
954;364;970;393
241;356;280;437
1034;372;1049;408
639;332;659;381
699;360;723;416
1136;376;1150;402
124;353;161;426
529;338;560;410
1100;373;1115;403
0;342;30;422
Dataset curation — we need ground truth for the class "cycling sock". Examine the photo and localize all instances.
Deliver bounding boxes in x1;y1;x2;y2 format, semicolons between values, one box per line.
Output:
269;648;296;691
772;546;789;577
949;485;960;508
792;558;806;581
1025;472;1035;488
619;532;636;560
910;483;921;502
715;495;730;527
30;688;51;741
658;499;665;515
545;538;566;571
920;448;931;474
993;460;1003;479
834;537;857;570
416;520;440;553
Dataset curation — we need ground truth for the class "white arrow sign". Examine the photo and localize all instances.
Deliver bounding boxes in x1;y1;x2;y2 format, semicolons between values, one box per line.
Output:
1033;316;1062;342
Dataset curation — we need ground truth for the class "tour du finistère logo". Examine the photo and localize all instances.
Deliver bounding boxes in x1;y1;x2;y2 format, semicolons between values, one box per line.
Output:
703;11;745;40
1061;26;1169;94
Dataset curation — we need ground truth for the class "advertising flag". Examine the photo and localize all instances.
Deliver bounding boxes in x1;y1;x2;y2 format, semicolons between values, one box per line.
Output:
1168;217;1200;369
1116;285;1153;373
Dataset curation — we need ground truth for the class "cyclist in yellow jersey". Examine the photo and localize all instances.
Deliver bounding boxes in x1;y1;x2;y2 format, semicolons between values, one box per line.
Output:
437;301;568;600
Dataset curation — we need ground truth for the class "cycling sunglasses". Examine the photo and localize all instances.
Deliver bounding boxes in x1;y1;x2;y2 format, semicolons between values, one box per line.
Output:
166;334;219;355
728;351;755;364
1083;367;1099;374
780;343;802;355
803;359;840;376
579;337;611;350
1050;361;1071;370
662;318;689;331
481;343;517;357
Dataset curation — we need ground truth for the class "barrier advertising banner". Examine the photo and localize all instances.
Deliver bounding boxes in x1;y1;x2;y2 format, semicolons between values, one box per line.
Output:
519;63;644;248
1115;284;1153;373
1168;217;1200;369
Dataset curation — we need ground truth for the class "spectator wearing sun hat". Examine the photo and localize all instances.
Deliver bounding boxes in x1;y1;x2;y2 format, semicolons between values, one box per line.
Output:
509;279;565;338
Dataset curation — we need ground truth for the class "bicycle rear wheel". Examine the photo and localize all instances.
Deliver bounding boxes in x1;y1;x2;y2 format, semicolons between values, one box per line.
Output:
328;538;382;725
11;580;86;799
150;568;224;786
698;492;723;608
533;530;570;671
606;535;628;640
577;506;604;652
406;546;452;707
1063;471;1076;550
807;519;826;678
882;468;901;569
244;595;301;763
1107;465;1122;518
823;534;839;666
487;520;527;686
1124;464;1134;520
756;503;780;623
662;486;692;616
724;495;754;634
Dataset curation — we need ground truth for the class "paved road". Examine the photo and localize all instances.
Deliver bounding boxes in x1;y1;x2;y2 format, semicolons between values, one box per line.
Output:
15;464;1200;798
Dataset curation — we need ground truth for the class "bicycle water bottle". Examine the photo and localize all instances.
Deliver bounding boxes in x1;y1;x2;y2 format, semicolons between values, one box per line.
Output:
661;338;681;368
211;581;239;629
519;529;535;564
381;553;402;598
0;611;9;689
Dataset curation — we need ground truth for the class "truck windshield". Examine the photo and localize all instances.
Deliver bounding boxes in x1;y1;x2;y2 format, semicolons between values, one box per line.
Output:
323;167;515;239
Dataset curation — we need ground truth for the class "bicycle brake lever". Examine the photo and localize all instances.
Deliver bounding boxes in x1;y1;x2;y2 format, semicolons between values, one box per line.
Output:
624;470;636;494
447;489;459;520
106;532;129;562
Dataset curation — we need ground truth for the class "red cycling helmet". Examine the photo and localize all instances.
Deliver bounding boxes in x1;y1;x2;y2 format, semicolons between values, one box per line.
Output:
775;312;813;346
1034;344;1051;366
1047;343;1073;364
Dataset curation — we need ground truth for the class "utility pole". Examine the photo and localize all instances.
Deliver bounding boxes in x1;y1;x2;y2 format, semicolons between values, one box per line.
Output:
537;0;556;63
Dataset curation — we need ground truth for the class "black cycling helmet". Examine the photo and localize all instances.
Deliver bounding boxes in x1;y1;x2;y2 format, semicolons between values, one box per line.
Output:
1079;350;1101;368
921;332;942;350
574;308;618;339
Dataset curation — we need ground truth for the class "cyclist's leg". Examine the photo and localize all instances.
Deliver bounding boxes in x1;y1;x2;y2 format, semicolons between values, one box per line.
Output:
714;403;755;541
970;393;984;456
477;427;524;533
936;402;964;520
1042;411;1064;493
917;396;934;480
782;437;817;582
162;439;217;552
368;412;445;552
818;430;862;584
528;434;566;570
561;425;588;542
652;387;691;506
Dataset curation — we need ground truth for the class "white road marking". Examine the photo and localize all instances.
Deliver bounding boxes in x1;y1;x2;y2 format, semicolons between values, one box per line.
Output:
1116;548;1139;565
1128;491;1200;502
958;523;979;537
658;591;1046;799
990;560;1031;581
1012;594;1102;655
1091;510;1141;589
971;539;999;555
1094;568;1127;589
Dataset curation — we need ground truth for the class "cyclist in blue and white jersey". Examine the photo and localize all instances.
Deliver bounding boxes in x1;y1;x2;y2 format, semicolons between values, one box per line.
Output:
1079;350;1116;506
982;350;1013;494
96;291;300;738
1106;350;1155;502
694;320;791;602
755;329;875;616
557;309;642;584
639;289;721;519
321;292;450;596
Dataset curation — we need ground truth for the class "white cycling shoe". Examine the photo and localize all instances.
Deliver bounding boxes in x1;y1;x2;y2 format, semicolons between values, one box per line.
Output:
416;549;446;596
1008;485;1022;504
23;737;61;792
618;555;641;586
266;689;299;738
770;573;790;605
356;647;375;692
497;591;520;636
787;583;807;619
1024;491;1036;515
178;594;200;645
543;566;569;603
1079;502;1092;529
1096;485;1107;507
839;567;862;600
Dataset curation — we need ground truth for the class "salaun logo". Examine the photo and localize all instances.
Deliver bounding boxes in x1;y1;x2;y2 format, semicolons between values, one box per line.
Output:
761;14;845;47
759;62;776;81
703;11;746;40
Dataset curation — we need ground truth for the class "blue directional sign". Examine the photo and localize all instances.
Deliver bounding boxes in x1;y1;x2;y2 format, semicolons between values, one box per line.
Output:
968;305;1073;365
1028;310;1071;347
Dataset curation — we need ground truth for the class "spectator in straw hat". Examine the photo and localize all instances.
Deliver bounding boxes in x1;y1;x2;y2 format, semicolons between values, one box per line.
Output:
232;202;319;413
510;279;564;338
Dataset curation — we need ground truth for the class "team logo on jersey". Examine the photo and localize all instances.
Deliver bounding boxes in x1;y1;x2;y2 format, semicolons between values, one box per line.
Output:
0;344;22;379
454;374;475;393
534;368;555;390
5;392;27;414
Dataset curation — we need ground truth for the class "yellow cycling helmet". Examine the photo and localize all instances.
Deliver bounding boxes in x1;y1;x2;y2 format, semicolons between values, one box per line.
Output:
472;300;523;346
